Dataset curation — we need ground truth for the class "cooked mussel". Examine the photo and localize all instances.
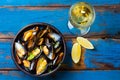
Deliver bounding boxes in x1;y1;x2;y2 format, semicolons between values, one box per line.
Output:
23;26;39;42
27;36;37;50
37;26;49;39
43;45;55;60
27;48;41;61
29;60;36;71
54;41;60;49
15;42;26;58
37;38;44;46
53;52;64;65
23;60;30;68
48;32;61;42
36;57;47;75
23;30;35;41
16;55;22;64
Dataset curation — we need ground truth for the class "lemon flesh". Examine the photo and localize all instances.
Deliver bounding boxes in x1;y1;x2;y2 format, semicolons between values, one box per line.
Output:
77;37;94;49
71;43;81;63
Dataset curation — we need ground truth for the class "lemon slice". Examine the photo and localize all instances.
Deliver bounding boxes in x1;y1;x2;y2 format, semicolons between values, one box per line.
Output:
77;37;94;49
71;43;81;64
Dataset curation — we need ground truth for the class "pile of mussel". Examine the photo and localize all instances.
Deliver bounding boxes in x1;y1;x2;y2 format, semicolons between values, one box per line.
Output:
14;25;64;75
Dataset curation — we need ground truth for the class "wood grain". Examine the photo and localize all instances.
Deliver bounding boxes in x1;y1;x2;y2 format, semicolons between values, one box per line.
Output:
0;5;120;36
0;0;119;6
0;70;120;80
0;37;120;70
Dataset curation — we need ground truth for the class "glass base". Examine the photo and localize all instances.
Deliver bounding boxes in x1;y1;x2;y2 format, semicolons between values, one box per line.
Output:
68;21;90;36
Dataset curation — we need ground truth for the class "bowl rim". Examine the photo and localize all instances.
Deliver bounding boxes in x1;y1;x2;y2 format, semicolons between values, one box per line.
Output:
12;22;66;77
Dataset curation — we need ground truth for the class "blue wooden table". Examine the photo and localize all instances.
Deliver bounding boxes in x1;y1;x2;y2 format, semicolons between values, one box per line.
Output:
0;0;120;80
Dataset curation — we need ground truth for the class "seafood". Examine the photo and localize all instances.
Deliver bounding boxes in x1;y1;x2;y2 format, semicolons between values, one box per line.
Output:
27;48;41;61
53;52;64;65
36;57;47;75
43;45;55;60
23;60;30;68
15;42;26;58
23;30;34;41
14;25;64;75
16;55;22;64
48;33;61;42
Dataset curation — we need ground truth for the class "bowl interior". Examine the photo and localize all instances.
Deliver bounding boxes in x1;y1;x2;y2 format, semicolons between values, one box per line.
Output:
12;23;66;77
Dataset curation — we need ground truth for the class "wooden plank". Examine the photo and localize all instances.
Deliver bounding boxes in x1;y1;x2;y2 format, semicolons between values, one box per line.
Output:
0;0;119;6
0;70;120;80
0;5;120;36
0;38;120;70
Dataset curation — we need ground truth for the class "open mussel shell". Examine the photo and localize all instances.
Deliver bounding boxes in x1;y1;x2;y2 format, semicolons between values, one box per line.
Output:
36;57;48;75
12;23;66;77
15;42;27;58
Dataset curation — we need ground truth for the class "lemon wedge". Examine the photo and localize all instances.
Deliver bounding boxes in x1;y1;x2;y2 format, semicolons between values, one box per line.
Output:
71;43;81;64
77;37;94;49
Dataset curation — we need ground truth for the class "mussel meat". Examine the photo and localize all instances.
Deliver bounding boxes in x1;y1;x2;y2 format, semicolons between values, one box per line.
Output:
23;26;39;42
27;48;41;61
43;46;49;56
36;57;47;75
23;30;35;41
37;27;49;38
38;38;44;46
23;60;30;68
27;36;37;50
15;42;26;58
43;45;55;60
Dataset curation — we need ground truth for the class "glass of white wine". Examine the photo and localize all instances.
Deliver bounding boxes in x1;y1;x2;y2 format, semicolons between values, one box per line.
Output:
68;2;95;35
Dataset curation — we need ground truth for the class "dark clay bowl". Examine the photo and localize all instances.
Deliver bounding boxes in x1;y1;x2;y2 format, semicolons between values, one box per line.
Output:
12;23;66;77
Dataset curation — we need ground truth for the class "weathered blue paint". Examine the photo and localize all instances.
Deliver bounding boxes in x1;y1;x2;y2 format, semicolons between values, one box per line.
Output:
0;0;119;6
0;39;120;69
0;7;120;36
0;70;120;80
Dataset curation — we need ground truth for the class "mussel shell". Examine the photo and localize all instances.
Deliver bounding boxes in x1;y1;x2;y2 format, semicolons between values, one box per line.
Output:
54;41;60;49
36;57;48;75
27;48;41;61
29;60;36;71
16;54;22;64
53;52;64;66
15;42;26;58
48;32;61;42
47;45;55;60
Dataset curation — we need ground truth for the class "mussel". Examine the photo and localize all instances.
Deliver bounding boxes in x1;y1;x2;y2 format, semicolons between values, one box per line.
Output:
43;45;55;60
29;60;36;71
27;48;41;61
37;38;44;46
37;26;49;39
16;54;22;64
23;60;30;68
23;30;34;41
53;52;64;66
54;41;60;49
23;26;39;42
36;57;47;75
48;32;61;42
27;36;37;50
15;42;26;58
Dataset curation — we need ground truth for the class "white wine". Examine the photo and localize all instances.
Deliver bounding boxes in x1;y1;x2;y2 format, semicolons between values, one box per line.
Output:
68;2;95;35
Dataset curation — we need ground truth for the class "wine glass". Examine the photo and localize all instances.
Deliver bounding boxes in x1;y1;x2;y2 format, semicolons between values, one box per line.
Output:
68;2;95;35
